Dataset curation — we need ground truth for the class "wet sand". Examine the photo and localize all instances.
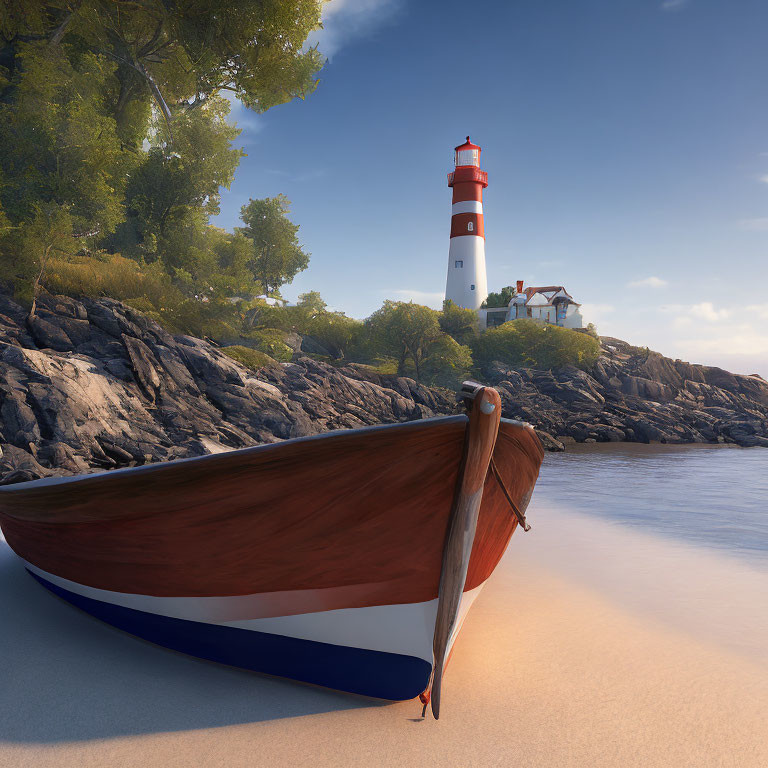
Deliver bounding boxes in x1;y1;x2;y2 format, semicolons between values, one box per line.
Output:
1;503;767;768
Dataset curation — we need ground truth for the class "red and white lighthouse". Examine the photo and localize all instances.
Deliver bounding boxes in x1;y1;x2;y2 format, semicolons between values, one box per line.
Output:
445;136;488;310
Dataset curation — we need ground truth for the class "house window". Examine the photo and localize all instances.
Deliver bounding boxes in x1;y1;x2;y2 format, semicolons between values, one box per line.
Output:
470;284;475;290
526;307;532;317
455;260;463;268
467;221;474;232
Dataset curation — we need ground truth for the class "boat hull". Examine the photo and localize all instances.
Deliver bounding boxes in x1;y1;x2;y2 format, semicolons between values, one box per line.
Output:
29;568;436;700
25;560;484;700
0;414;543;702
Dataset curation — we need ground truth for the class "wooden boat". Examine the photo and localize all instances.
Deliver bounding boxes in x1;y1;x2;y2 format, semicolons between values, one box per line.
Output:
0;382;542;718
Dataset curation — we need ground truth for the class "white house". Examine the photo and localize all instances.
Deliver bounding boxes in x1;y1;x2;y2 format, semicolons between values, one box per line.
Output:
477;281;583;331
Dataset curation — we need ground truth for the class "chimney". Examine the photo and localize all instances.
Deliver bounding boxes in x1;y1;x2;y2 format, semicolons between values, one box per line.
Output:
516;280;524;294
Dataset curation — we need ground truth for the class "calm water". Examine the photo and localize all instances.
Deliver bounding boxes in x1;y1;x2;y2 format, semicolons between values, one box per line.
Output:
534;443;768;564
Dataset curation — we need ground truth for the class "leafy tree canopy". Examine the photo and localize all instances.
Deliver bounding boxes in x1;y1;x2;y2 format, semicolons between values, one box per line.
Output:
365;300;443;380
0;0;325;313
472;319;600;372
440;299;479;345
482;285;516;308
238;195;310;295
0;1;324;139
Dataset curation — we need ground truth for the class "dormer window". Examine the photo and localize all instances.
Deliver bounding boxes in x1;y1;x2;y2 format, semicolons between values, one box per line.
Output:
471;284;475;290
455;260;463;268
467;221;474;232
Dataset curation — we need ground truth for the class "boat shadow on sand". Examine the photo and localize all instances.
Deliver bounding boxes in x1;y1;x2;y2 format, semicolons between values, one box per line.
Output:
0;545;384;744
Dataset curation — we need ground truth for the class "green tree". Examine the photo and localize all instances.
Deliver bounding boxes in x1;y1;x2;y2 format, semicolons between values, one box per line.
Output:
421;334;473;389
238;195;310;295
366;301;442;380
440;299;479;344
296;290;327;315
0;203;77;313
0;1;324;143
0;1;325;312
0;43;128;237
482;285;516;309
306;311;362;360
109;96;244;282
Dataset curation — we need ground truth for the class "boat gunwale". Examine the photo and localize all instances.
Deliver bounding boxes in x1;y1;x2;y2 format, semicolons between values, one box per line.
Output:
0;413;535;494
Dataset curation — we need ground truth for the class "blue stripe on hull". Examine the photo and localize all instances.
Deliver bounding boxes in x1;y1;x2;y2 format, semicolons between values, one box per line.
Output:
28;570;432;701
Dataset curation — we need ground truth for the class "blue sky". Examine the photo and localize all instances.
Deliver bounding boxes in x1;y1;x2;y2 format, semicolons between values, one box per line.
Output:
213;0;768;377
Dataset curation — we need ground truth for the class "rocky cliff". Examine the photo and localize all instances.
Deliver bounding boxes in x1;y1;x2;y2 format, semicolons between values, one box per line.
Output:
486;337;768;449
0;293;455;484
0;294;765;485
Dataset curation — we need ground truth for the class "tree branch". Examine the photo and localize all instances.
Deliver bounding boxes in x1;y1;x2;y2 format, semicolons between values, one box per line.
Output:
137;18;165;58
102;50;174;142
49;14;74;45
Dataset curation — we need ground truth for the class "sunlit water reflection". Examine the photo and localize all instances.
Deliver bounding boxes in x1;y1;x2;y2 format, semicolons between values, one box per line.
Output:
534;443;768;564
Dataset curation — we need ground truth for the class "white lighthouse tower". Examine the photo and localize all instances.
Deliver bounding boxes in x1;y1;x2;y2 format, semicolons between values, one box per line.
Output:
445;137;488;310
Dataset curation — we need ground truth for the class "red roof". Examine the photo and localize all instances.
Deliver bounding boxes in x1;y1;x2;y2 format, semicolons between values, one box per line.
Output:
455;136;481;152
523;285;569;299
520;286;579;306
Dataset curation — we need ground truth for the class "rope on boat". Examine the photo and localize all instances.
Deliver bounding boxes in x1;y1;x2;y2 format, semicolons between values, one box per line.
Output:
489;458;531;532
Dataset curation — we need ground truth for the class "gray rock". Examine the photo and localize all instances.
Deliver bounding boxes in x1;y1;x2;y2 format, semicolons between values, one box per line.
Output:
0;293;764;483
0;294;463;483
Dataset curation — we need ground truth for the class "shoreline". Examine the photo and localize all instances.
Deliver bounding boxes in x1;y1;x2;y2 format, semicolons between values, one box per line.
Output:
2;501;767;767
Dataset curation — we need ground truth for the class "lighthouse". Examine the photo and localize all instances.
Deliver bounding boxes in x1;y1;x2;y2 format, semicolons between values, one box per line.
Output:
445;137;488;310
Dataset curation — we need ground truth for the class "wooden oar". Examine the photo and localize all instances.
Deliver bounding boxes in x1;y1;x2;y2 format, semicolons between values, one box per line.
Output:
430;385;501;719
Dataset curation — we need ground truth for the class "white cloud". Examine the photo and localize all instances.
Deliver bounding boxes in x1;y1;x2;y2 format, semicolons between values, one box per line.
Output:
656;302;768;369
676;326;768;358
661;0;689;10
689;302;730;322
661;302;731;323
672;315;693;330
306;0;401;59
616;299;768;376
759;175;768;184
580;303;615;323
389;289;444;308
746;303;768;320
627;276;668;288
738;217;768;231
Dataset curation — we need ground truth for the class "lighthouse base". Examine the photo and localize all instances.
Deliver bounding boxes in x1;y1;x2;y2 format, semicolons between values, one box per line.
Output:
445;235;488;310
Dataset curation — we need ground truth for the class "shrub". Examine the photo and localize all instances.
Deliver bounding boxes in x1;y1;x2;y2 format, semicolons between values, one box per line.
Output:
472;319;600;372
44;253;176;308
240;328;294;361
481;286;516;309
220;345;278;371
421;334;473;388
43;252;248;340
440;300;479;344
305;312;363;359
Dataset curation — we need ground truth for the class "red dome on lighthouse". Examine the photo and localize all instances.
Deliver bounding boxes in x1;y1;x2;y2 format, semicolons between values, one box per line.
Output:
454;136;481;153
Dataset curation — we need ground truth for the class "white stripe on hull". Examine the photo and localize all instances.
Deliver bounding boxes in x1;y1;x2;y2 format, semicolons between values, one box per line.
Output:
25;560;485;664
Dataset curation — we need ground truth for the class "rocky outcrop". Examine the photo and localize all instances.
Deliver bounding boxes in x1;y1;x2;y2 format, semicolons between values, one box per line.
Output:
486;337;768;450
0;294;456;484
0;294;765;485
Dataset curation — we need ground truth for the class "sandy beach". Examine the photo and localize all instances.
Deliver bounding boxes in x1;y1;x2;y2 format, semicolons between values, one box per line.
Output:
1;498;767;768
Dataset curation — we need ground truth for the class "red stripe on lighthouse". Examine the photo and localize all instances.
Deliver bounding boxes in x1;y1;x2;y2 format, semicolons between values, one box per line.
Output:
450;213;484;239
452;184;484;204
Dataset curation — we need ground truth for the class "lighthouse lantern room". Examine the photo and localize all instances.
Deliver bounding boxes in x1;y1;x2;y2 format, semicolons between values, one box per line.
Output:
445;136;488;310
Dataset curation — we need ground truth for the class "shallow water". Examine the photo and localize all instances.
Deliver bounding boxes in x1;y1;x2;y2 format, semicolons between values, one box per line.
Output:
534;443;768;565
